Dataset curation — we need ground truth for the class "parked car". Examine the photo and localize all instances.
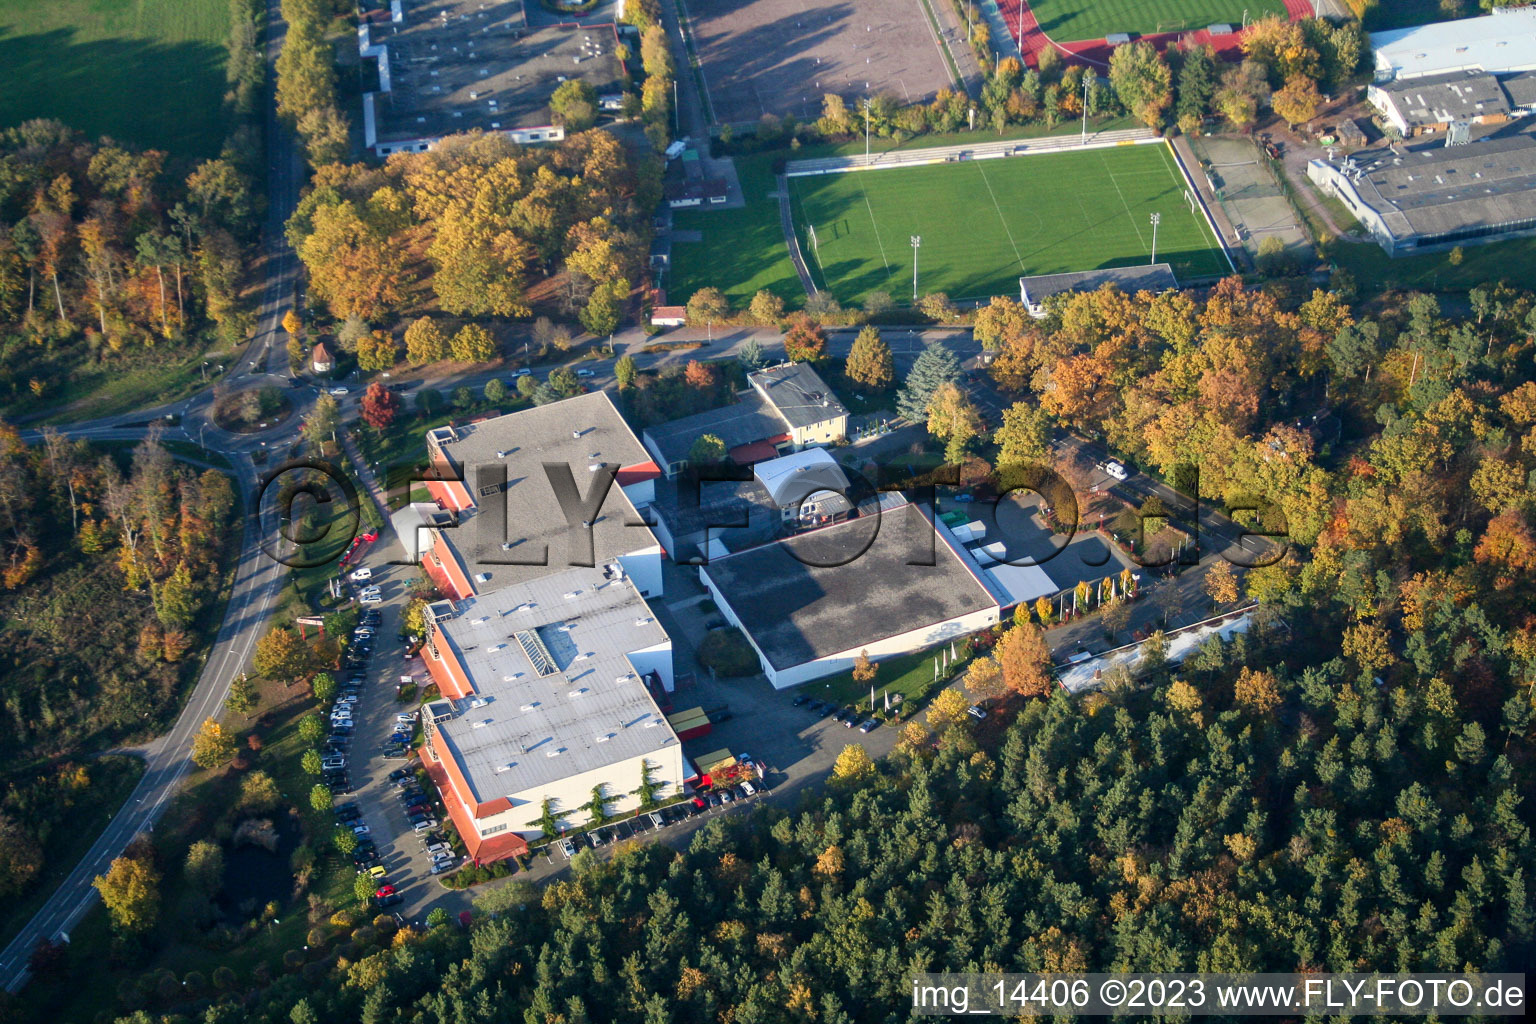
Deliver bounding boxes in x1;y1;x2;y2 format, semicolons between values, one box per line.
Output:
1100;459;1130;481
967;705;988;720
791;695;809;706
818;703;836;718
349;568;372;581
718;788;735;804
588;831;607;848
352;824;370;837
648;812;666;829
430;861;456;875
559;838;577;858
707;791;722;808
412;818;439;833
360;593;383;604
388;768;413;782
576;368;595;378
321;755;347;771
374;892;403;908
740;780;757;797
423;841;449;856
360;864;386;879
396;712;417;724
859;719;879;733
328;386;350;396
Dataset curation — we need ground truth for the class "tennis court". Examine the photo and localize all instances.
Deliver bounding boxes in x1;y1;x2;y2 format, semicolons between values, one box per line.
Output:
789;142;1228;304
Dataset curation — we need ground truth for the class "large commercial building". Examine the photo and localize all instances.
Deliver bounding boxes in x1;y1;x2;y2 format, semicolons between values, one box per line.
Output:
418;564;685;860
699;502;1002;688
641;362;849;477
359;0;623;157
1367;70;1514;137
1307;130;1536;255
1369;6;1536;82
412;391;663;601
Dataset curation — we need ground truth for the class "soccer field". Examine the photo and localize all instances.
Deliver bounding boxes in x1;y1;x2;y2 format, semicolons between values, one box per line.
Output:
1024;0;1288;41
789;144;1228;305
0;0;230;155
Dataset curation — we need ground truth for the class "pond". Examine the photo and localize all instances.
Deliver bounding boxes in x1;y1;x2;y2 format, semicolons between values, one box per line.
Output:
217;814;303;917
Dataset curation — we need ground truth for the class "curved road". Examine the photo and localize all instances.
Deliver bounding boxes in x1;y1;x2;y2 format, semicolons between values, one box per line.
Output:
0;0;303;991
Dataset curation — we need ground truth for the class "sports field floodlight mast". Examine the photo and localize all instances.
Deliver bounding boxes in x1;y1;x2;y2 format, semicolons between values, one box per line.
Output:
1081;74;1091;144
864;99;872;163
910;236;921;301
1149;212;1161;265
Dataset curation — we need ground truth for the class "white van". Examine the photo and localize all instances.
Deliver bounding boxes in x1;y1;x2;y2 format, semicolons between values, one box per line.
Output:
740;780;756;797
350;567;373;581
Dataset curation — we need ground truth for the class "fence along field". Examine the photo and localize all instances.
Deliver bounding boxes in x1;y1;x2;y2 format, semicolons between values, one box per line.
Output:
0;0;230;156
790;142;1229;305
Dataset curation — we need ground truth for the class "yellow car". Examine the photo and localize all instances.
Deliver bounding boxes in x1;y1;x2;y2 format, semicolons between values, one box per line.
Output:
361;864;386;879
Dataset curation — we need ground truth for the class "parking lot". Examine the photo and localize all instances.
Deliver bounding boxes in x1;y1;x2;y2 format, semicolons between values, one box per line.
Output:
312;553;462;919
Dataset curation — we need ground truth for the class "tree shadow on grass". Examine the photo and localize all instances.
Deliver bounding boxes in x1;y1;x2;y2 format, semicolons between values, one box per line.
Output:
0;26;229;157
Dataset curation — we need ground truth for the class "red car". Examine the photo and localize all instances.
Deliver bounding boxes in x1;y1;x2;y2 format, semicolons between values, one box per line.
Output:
374;884;395;898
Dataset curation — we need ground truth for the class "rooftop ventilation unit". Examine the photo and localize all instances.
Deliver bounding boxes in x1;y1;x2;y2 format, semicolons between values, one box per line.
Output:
595;733;611;743
644;718;659;728
472;719;489;728
469;698;489;709
471;616;489;626
563;590;581;599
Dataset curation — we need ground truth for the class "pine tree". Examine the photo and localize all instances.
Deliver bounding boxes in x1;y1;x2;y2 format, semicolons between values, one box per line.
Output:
845;326;894;391
225;674;259;717
738;338;766;370
897;340;960;421
615;354;637;388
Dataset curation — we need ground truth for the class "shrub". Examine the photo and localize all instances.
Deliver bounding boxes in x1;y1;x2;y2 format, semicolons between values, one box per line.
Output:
697;627;759;677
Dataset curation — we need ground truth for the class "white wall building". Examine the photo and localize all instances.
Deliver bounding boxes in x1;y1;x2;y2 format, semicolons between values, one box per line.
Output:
1370;6;1536;82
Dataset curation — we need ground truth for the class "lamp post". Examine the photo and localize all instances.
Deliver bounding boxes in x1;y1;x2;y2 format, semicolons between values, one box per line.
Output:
1081;75;1090;144
910;236;921;302
863;99;871;163
1149;212;1161;265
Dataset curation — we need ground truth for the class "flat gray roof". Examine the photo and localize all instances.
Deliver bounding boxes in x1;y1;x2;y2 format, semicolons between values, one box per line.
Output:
1020;264;1177;305
642;389;786;467
1502;70;1536;108
428;391;657;589
1374;70;1510;126
1343;128;1536;239
747;362;847;431
432;564;676;800
374;3;621;144
703;502;998;670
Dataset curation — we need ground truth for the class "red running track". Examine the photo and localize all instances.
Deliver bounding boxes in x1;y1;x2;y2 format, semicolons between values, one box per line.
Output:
1001;0;1315;70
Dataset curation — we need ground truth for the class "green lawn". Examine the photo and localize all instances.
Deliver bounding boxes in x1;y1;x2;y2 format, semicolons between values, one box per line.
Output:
1026;0;1287;41
1328;235;1536;294
790;142;1228;305
668;154;803;307
0;0;230;156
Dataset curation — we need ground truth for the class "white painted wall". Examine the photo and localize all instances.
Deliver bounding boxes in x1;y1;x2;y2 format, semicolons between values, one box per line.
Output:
470;742;688;839
618;544;663;597
627;639;675;692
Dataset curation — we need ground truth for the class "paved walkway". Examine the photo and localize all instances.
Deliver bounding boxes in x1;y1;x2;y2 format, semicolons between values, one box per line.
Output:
926;0;985;98
775;175;818;297
783;126;1155;176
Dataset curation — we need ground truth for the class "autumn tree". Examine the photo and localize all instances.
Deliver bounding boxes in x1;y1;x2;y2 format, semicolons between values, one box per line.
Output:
996;621;1052;697
845;326;894;391
684;359;716;390
238;770;282;813
851;650;877;685
831;743;875;782
550;79;598;131
748;289;785;326
995;402;1052;468
360;381;401;430
927;382;985;463
253;626;307;682
1272;74;1322;128
1475;510;1536;578
404;316;448;364
93;854;161;934
303;392;340;450
1233;666;1282;716
192;718;237;769
356;330;398;372
686;287;730;328
974;296;1031;351
783;313;826;362
927;688;970;731
183;840;224;898
450;323;496;363
1341;622;1393;675
1204;559;1240;605
964;655;1008;704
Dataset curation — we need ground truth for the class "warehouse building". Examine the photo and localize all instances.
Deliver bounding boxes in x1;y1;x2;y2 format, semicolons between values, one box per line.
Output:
419;563;685;860
1367;70;1513;136
1307;129;1536;254
1018;264;1178;318
417;391;663;601
699;502;1002;688
1369;5;1536;82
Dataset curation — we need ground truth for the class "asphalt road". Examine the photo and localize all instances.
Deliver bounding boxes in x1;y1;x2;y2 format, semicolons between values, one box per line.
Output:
0;0;304;991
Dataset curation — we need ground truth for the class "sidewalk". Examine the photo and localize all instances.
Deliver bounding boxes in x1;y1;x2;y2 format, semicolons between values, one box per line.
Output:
783;127;1156;176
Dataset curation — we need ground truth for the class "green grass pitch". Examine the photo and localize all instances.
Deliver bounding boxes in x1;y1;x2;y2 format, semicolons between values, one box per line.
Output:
1025;0;1288;42
0;0;231;156
789;143;1229;306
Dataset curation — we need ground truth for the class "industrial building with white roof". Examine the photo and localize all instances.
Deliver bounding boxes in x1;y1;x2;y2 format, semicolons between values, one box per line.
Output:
419;563;685;860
